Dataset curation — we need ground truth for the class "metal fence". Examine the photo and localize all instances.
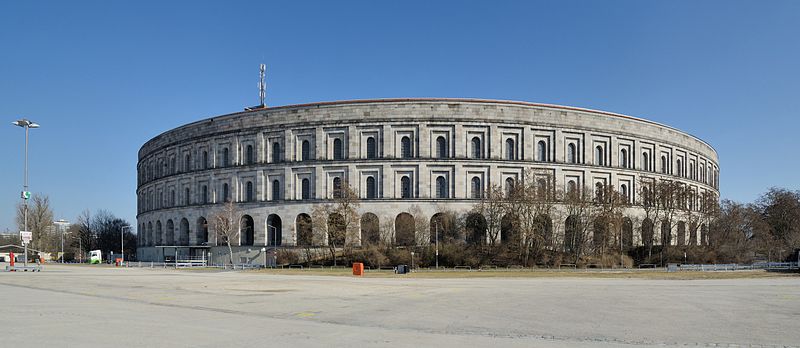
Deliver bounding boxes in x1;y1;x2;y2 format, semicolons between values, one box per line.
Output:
677;262;799;271
120;260;799;272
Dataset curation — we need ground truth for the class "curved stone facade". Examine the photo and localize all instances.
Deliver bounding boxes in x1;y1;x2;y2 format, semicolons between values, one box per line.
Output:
135;98;719;262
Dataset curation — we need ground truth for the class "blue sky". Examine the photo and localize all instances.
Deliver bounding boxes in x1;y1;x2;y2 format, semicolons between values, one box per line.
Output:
1;1;798;233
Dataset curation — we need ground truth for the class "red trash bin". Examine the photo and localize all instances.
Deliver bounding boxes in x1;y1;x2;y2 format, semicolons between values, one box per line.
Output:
352;262;364;276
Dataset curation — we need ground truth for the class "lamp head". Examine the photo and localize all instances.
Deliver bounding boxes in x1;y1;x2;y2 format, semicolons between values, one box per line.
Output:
12;119;40;128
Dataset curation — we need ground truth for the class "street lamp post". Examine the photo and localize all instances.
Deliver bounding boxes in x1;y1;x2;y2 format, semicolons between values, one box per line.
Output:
435;222;440;270
13;118;39;269
121;226;131;263
54;219;69;263
267;225;277;267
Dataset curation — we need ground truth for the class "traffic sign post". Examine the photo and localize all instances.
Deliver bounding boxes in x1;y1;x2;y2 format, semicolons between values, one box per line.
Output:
20;231;32;269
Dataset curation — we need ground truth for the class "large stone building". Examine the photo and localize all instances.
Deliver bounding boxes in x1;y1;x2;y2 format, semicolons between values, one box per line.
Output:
136;98;719;263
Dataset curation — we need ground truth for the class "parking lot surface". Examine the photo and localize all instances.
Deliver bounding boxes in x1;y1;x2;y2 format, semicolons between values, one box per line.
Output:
0;265;798;347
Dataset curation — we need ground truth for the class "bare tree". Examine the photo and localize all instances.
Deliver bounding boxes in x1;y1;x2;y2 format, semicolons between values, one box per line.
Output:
379;215;396;251
637;177;664;259
503;169;558;266
471;184;505;246
409;205;430;246
562;185;600;264
594;184;631;266
212;200;240;265
655;180;683;264
711;199;755;263
754;187;800;260
16;194;54;252
75;210;94;258
678;186;703;248
311;181;360;266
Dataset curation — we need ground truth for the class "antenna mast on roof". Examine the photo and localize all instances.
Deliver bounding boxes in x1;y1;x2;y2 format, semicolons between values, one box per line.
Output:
245;64;267;111
259;63;266;107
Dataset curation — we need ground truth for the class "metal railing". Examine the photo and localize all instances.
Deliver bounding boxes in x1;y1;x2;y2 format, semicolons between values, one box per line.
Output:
677;262;798;271
119;260;798;272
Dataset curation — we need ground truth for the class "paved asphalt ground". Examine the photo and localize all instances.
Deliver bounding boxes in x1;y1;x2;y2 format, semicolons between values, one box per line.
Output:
0;265;797;347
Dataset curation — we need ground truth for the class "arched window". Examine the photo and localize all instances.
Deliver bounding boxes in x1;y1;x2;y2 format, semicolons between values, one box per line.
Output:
272;142;281;163
642;152;650;171
401;176;411;198
436;136;448;158
246;145;254;165
184;187;190;206
361;213;380;245
267;214;282;247
222;148;230;167
271;180;281;201
595;182;605;202
184;154;191;172
170;190;175;206
333;138;344;160
162;220;170;245
197;217;208;245
595;146;605;166
661;155;668;174
171;157;176;174
567;180;577;197
620;148;628;168
401;136;412;158
620;184;629;203
689;163;695;180
505;177;515;197
240;215;255;246
471;137;482;159
366;137;377;159
677;159;683;177
333;177;342;198
301;178;311;199
395;213;416;246
222;183;229;202
202;151;208;169
536;179;548;199
471;177;482;199
296;214;313;247
246;181;254;202
567;143;577;164
366;176;376;199
537;141;547;162
301;140;311;161
564;215;580;253
202;185;208;204
505;138;516;160
435;176;448;198
643;187;652;207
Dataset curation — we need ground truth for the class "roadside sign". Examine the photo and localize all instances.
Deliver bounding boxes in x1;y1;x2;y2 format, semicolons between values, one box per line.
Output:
20;231;32;245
